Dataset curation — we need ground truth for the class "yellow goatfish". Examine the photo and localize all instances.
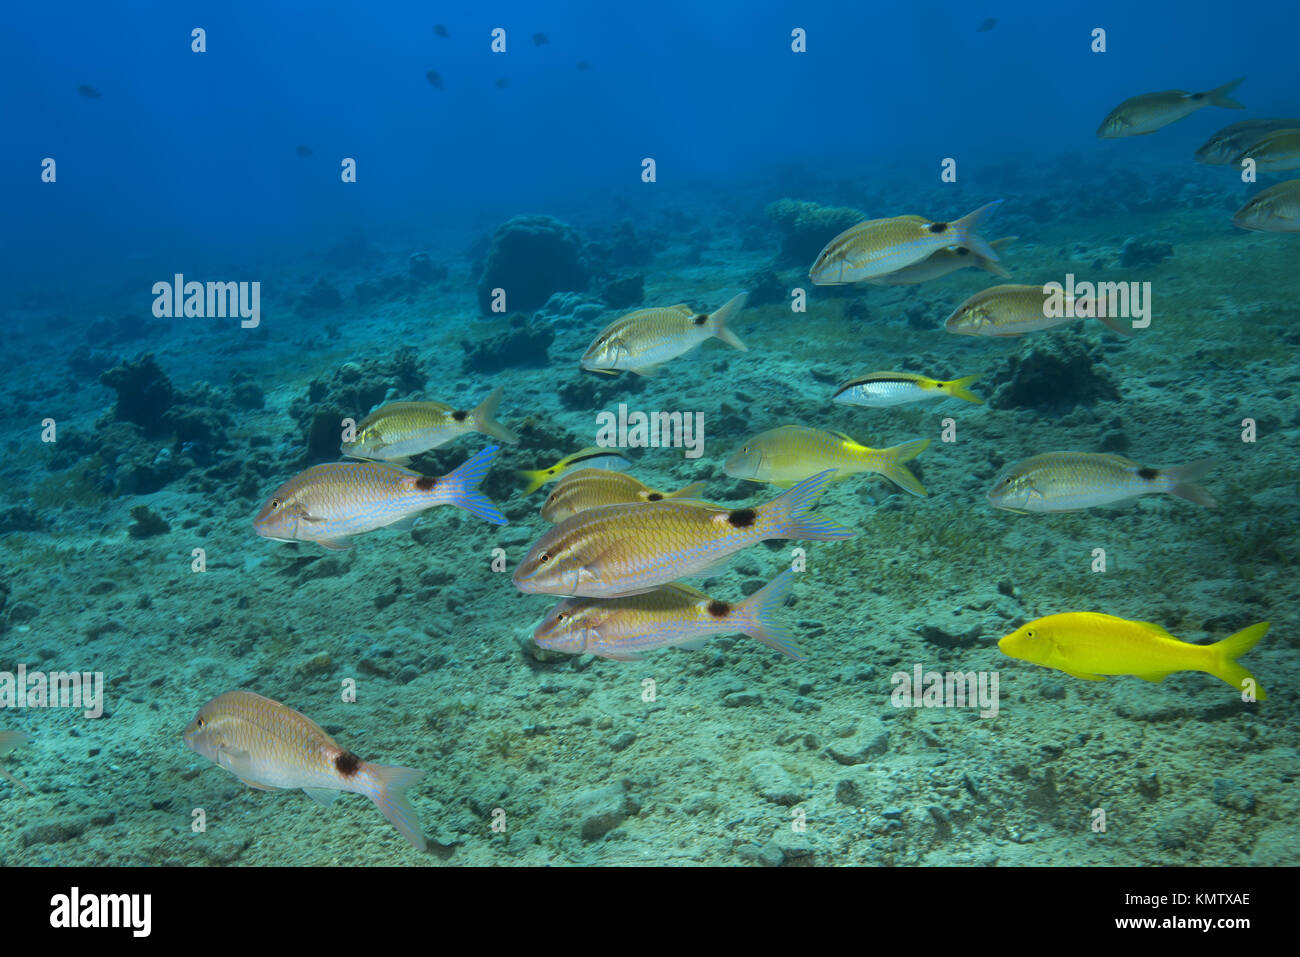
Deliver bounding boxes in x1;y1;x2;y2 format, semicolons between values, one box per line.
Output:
541;468;707;522
518;448;632;495
1098;78;1245;138
725;424;929;497
999;614;1268;701
809;200;1003;284
0;730;32;792
866;236;1016;286
581;293;748;376
944;284;1133;337
183;690;427;849
341;385;518;462
1232;179;1300;232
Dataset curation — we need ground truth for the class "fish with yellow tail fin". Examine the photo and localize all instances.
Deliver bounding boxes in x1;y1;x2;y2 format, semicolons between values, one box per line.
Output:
184;691;426;849
541;468;707;522
0;730;32;792
833;372;983;408
518;447;631;495
580;292;748;376
999;614;1268;701
724;424;930;497
341;385;518;462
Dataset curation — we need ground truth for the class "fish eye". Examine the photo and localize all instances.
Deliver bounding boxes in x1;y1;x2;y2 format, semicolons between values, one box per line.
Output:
540;552;553;563
1025;629;1036;639
270;499;281;510
196;717;205;728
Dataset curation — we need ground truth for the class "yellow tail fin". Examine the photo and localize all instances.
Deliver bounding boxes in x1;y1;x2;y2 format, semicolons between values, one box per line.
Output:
1208;622;1269;701
943;374;984;405
517;469;553;495
875;438;930;497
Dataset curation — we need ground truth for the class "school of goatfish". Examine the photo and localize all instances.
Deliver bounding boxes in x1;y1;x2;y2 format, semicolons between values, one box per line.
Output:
144;73;1283;852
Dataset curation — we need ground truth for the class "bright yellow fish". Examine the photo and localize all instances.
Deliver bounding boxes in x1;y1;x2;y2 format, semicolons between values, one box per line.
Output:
999;614;1268;700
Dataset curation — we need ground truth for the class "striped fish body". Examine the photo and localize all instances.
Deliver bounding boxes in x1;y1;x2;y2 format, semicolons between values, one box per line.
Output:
809;201;1002;284
1239;129;1300;172
987;452;1217;513
254;447;504;548
1196;118;1300;165
533;570;802;660
513;470;853;597
943;284;1130;337
724;425;930;495
1233;179;1300;232
581;293;747;376
345;402;470;460
541;468;707;522
183;690;425;849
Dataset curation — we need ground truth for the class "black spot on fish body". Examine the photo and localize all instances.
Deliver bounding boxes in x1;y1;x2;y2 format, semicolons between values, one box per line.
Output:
646;493;663;501
693;314;708;326
1137;467;1159;481
335;751;362;776
707;600;730;618
727;508;757;528
929;222;949;234
451;410;468;422
416;476;438;490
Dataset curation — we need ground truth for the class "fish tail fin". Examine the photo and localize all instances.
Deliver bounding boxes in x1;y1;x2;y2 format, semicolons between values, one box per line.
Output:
472;385;519;444
950;200;1004;261
709;292;749;351
762;469;856;541
733;569;806;660
1087;294;1138;337
1207;622;1269;700
875;438;931;497
943;374;984;405
1206;77;1246;110
441;446;507;524
667;480;708;500
364;763;427;851
1163;458;1218;507
978;237;1017;277
517;469;550;495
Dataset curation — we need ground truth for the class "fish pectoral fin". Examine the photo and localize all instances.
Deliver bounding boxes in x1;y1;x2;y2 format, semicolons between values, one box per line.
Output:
1059;668;1106;681
628;363;664;377
302;787;342;806
1135;672;1175;684
217;747;277;789
317;537;353;551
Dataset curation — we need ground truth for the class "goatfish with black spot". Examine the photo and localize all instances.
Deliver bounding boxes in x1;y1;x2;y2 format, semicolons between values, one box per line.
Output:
513;469;855;597
1233;179;1300;232
999;615;1268;701
809;200;1003;284
944;283;1134;337
341;385;518;463
1195;117;1300;165
1236;128;1300;173
987;452;1217;513
184;690;427;850
541;468;707;522
533;569;804;661
725;424;929;497
0;730;32;792
580;292;748;376
518;447;632;495
833;372;983;408
254;445;506;550
866;236;1017;286
1098;77;1245;138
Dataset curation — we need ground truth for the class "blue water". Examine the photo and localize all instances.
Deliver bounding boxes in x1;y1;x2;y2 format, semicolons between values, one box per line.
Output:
1;1;1295;867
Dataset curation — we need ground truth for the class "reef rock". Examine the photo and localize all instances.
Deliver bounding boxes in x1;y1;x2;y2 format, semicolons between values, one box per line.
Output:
475;215;590;316
989;334;1120;410
99;353;176;437
766;198;864;267
461;314;555;373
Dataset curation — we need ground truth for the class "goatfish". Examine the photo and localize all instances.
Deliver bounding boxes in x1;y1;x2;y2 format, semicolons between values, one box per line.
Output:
833;372;983;408
866;236;1017;286
987;452;1217;513
541;468;707;523
1097;77;1245;138
1233;179;1300;232
580;292;748;376
183;690;426;850
518;447;631;495
341;386;518;462
534;570;803;661
809;200;1003;285
999;615;1268;701
513;469;855;597
1195;118;1300;165
254;445;506;549
1236;128;1300;173
0;730;32;792
944;283;1133;337
725;425;929;497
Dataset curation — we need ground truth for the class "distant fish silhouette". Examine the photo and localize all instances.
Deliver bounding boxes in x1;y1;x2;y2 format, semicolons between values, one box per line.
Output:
533;32;549;46
434;24;449;38
77;84;101;99
576;61;591;71
426;70;444;90
296;144;313;157
495;78;510;89
976;18;997;32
